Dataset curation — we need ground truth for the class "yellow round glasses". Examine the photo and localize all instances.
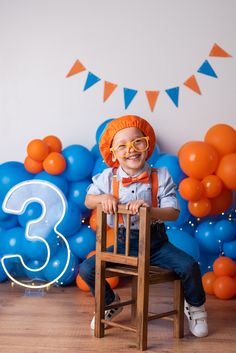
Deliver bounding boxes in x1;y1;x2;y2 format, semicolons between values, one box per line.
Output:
110;136;149;157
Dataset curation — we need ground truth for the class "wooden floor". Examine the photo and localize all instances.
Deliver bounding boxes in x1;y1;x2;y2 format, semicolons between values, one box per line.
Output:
0;279;235;353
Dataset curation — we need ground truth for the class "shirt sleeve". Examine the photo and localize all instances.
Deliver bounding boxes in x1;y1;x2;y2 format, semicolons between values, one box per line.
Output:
158;167;180;211
86;168;112;195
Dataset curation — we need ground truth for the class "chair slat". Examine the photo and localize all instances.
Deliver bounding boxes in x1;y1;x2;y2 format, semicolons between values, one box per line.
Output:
125;214;131;256
113;212;118;254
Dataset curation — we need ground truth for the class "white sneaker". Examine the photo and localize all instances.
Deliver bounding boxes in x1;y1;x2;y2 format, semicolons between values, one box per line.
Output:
184;300;208;337
90;293;123;330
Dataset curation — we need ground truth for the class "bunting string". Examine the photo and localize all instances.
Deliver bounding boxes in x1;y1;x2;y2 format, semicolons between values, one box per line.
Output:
66;43;232;112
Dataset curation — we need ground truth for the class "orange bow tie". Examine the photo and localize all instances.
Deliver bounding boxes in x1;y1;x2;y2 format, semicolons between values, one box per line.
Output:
122;171;150;187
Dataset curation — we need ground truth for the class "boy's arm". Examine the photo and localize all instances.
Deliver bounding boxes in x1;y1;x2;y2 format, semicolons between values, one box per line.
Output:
150;207;179;222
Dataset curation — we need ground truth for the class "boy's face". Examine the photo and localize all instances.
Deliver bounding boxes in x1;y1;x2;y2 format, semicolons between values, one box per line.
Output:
111;127;149;176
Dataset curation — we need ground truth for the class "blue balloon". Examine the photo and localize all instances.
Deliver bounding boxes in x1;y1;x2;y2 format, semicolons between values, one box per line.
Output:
21;230;58;262
68;225;96;260
0;162;33;199
57;201;82;237
147;144;161;166
8;260;26;278
96;119;113;143
43;248;80;285
195;221;221;254
91;144;101;159
214;220;235;243
0;257;12;282
18;202;42;228
167;229;200;261
198;252;219;275
62;145;94;181
68;180;91;212
0;199;8;221
81;208;92;219
165;190;191;227
92;158;108;176
179;221;196;236
154;154;186;185
0;214;18;229
0;227;24;261
34;171;68;196
24;259;46;280
223;240;236;260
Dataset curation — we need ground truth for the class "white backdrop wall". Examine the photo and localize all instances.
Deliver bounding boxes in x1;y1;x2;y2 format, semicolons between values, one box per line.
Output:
0;0;235;163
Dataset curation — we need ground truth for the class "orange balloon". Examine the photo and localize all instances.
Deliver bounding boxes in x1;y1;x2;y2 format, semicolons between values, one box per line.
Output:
213;276;236;299
107;276;119;289
43;152;66;175
86;250;96;259
188;198;211;217
213;256;236;277
179;177;204;201
27;139;49;162
202;271;216;295
178;141;219;179
89;209;97;231
201;175;222;198
43;135;62;153
216;153;236;190
89;209;110;231
204;124;236;157
24;156;43;174
76;273;90;292
209;188;233;215
106;228;115;247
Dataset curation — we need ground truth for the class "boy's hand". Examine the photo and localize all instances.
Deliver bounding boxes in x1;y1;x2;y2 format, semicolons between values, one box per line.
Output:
101;194;118;214
125;200;149;215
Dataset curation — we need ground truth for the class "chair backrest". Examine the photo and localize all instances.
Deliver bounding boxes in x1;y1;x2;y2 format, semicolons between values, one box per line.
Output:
96;204;151;275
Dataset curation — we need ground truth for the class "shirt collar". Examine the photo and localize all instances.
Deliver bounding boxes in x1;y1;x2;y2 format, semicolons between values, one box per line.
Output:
117;163;151;179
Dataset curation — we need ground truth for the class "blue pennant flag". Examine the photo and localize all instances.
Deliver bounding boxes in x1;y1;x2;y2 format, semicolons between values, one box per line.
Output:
165;87;179;107
83;72;101;91
123;88;138;109
197;60;218;78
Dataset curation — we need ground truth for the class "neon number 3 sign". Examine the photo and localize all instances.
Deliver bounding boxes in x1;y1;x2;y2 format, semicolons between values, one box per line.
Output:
1;180;71;289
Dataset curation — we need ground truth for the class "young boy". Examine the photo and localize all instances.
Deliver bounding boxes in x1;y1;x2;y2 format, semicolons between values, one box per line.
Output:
80;115;208;337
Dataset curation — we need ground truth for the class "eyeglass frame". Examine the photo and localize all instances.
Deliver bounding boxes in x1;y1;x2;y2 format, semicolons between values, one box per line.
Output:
110;136;150;157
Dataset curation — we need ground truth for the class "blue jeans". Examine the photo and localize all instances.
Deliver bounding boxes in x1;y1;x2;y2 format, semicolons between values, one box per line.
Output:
79;224;205;307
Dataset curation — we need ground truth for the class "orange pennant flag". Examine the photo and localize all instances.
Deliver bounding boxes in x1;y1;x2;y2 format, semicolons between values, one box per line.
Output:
103;81;117;102
184;75;201;95
145;91;160;112
66;59;86;78
209;43;232;57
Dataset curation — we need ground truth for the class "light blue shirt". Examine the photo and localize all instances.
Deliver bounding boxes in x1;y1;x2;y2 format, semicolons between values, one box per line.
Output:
87;163;179;229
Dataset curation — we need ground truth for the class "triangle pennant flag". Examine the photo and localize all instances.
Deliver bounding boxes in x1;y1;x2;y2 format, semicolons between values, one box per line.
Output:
165;87;179;107
66;59;86;78
209;43;232;57
197;60;218;78
103;81;118;102
83;72;101;91
145;91;160;112
184;75;201;95
123;88;138;109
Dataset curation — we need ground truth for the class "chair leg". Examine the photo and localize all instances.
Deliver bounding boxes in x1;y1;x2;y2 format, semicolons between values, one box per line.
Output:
131;276;137;324
95;257;106;338
173;279;184;338
136;276;149;350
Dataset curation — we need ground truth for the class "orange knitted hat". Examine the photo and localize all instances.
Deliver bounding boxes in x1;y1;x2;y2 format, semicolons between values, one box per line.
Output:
99;115;156;167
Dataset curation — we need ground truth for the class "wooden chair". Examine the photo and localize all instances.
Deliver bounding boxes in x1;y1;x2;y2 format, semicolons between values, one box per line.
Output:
94;204;184;351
